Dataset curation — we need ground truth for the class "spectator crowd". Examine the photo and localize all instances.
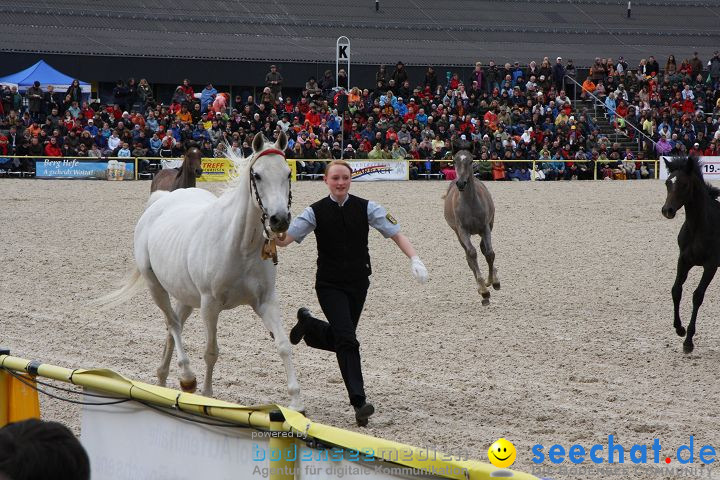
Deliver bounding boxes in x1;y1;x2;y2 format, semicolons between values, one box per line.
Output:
1;51;719;181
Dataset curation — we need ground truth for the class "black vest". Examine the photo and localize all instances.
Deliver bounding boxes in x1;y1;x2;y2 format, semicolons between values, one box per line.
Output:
311;195;371;285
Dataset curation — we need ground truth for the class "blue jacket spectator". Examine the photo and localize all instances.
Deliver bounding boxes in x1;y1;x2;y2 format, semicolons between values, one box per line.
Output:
200;84;217;113
416;111;428;126
83;122;98;137
394;98;408;117
149;135;162;155
192;124;210;142
145;116;159;132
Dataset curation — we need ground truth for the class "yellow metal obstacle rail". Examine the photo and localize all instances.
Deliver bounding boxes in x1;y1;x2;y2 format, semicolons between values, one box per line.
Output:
0;353;538;480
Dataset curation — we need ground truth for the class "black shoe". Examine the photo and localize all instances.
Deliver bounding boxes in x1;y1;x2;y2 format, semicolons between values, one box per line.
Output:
290;308;312;345
354;402;375;427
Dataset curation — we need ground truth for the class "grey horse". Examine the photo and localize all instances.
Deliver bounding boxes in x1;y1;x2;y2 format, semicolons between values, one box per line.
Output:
443;149;500;305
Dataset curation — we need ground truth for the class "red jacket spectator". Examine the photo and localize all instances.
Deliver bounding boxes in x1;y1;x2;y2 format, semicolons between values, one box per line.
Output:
179;80;195;102
131;113;146;128
106;105;123;121
0;133;8;155
27;123;42;137
688;142;703;156
44;139;62;157
681;99;695;114
296;98;310;114
615;102;628;118
81;105;95;120
484;110;498;131
418;86;433;100
305;109;321;127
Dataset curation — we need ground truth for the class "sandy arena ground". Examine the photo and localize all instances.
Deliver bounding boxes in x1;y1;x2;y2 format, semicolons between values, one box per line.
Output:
2;177;719;479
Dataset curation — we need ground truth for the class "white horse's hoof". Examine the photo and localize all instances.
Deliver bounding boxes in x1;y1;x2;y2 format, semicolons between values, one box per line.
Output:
289;403;306;414
180;378;197;393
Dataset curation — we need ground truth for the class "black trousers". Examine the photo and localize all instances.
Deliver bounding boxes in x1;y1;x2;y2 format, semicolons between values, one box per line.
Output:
303;281;369;407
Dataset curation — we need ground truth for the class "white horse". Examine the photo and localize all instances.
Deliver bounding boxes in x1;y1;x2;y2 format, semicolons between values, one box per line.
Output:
94;132;303;411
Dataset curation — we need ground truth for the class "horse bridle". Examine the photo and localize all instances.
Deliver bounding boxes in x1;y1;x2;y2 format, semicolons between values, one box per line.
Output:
249;148;292;264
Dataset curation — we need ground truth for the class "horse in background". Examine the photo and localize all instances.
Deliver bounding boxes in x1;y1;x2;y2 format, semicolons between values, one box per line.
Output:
662;156;720;353
93;132;303;411
150;145;203;192
444;149;500;305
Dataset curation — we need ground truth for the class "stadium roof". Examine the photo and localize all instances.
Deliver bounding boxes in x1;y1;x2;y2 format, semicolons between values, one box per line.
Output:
1;0;719;67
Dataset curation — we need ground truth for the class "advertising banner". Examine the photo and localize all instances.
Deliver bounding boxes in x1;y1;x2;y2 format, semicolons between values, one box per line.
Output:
35;158;134;180
660;156;720;180
350;161;408;181
194;158;297;182
198;158;234;182
81;396;447;479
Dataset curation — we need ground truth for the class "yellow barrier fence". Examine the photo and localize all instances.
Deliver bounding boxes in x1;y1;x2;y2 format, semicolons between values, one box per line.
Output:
0;353;538;480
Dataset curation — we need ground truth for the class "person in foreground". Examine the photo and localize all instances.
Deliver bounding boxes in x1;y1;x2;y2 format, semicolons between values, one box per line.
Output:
276;160;428;426
0;418;90;480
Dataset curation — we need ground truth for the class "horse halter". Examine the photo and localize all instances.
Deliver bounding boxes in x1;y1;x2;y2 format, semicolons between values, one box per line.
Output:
249;148;292;265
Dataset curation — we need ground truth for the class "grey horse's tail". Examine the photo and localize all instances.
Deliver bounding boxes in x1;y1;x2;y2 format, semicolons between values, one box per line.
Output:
441;182;453;199
88;267;145;310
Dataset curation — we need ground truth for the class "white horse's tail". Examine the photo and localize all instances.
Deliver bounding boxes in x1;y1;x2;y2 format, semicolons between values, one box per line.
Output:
89;267;145;310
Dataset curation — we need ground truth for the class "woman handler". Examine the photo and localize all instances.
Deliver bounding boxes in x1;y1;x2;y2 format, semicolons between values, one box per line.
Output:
276;160;428;426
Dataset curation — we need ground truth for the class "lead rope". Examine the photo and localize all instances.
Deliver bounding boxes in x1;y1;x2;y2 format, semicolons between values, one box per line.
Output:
249;154;292;266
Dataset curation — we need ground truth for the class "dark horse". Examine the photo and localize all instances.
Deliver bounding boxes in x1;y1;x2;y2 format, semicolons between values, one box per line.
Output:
150;146;203;192
662;156;720;353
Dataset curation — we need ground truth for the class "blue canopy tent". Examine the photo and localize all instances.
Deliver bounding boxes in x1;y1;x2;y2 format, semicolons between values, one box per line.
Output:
0;60;90;93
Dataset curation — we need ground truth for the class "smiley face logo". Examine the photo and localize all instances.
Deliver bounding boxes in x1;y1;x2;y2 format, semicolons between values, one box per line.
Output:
488;438;516;469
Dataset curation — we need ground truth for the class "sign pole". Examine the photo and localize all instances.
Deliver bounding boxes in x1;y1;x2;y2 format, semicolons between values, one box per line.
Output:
336;37;350;160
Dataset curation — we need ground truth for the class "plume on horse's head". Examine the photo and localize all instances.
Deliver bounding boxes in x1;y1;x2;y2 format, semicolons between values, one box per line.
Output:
223;138;247;175
224;132;288;189
665;156;720;200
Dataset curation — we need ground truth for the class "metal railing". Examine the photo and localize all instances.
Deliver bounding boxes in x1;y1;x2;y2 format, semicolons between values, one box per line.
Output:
564;74;657;152
1;156;660;181
468;158;659;181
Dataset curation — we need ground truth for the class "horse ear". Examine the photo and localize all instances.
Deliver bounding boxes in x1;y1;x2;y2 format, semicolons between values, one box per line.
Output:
664;158;671;171
275;131;288;152
686;156;698;174
252;132;265;152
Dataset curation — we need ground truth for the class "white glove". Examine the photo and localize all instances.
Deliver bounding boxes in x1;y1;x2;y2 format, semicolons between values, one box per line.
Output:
410;256;428;284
